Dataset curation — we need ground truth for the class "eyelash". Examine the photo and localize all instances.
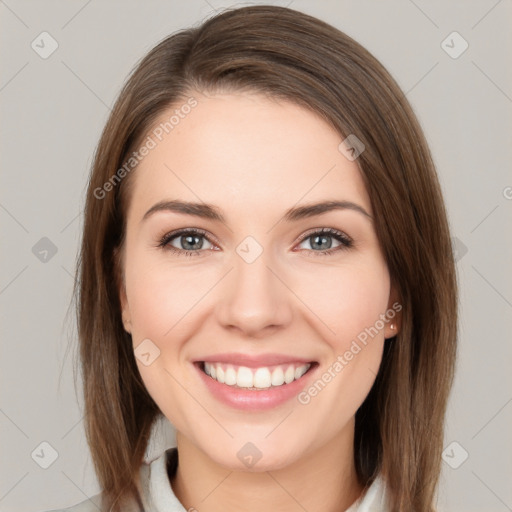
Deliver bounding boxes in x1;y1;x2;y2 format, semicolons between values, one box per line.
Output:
157;227;353;257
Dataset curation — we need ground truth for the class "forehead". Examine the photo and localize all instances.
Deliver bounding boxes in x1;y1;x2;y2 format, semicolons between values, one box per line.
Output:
126;91;371;222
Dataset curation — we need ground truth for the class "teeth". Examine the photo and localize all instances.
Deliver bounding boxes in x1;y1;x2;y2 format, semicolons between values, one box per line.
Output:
271;366;285;386
237;366;253;388
272;366;284;386
224;366;237;385
284;365;295;384
203;362;312;390
253;367;271;388
295;365;309;379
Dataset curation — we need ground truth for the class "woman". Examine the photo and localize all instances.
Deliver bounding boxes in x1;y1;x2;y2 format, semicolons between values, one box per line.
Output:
47;4;457;511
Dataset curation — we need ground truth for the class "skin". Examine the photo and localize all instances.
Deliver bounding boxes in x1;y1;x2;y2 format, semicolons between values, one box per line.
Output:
118;91;400;512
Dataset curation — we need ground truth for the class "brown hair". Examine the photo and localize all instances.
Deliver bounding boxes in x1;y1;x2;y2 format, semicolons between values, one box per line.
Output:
73;5;458;511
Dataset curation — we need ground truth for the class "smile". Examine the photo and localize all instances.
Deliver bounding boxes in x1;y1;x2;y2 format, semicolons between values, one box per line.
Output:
201;361;312;390
194;360;319;410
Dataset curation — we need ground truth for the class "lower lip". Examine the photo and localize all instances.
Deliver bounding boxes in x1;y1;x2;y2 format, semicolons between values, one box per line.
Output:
194;362;318;411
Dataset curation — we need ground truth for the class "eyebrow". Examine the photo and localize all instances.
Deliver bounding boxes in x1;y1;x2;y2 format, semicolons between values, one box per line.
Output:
141;199;372;224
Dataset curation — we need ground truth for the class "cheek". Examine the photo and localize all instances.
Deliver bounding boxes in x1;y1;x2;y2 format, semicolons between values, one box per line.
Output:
125;253;212;338
292;258;391;346
124;254;203;420
293;268;389;432
295;261;390;420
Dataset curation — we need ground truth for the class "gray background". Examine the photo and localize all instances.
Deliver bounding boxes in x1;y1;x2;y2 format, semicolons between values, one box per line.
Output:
1;1;511;511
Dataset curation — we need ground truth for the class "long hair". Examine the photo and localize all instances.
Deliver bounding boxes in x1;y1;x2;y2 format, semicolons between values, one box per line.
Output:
74;5;458;511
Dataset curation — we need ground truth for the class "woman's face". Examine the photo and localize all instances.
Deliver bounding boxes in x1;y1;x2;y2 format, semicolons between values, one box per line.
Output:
119;91;398;470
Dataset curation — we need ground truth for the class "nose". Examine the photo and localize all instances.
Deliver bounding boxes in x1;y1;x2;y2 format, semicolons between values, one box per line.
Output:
215;248;293;338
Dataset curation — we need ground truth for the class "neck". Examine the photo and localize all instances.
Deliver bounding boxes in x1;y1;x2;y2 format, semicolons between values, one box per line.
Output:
170;424;363;512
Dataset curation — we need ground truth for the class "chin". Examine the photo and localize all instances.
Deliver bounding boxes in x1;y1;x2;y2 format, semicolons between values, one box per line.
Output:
205;439;303;473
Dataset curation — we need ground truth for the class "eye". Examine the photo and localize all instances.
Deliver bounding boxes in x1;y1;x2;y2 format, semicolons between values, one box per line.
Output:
157;228;216;257
157;227;353;257
294;228;353;256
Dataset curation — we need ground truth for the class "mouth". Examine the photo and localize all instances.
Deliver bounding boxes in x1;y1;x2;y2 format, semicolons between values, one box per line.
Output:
194;360;319;391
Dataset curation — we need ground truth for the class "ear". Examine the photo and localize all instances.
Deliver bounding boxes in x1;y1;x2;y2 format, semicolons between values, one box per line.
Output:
114;245;132;334
119;285;132;334
384;282;401;340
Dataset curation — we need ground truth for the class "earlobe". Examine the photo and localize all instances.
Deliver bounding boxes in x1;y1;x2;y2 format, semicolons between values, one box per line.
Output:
386;321;398;340
123;318;132;334
119;286;132;334
385;283;402;339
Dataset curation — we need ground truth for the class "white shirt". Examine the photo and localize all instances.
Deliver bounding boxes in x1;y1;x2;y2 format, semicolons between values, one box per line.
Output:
42;447;389;512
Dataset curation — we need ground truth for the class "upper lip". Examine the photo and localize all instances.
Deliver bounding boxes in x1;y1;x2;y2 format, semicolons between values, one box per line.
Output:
194;353;316;368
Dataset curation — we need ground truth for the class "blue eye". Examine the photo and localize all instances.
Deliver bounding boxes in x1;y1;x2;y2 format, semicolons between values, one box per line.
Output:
295;228;353;255
157;227;353;257
158;228;214;257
